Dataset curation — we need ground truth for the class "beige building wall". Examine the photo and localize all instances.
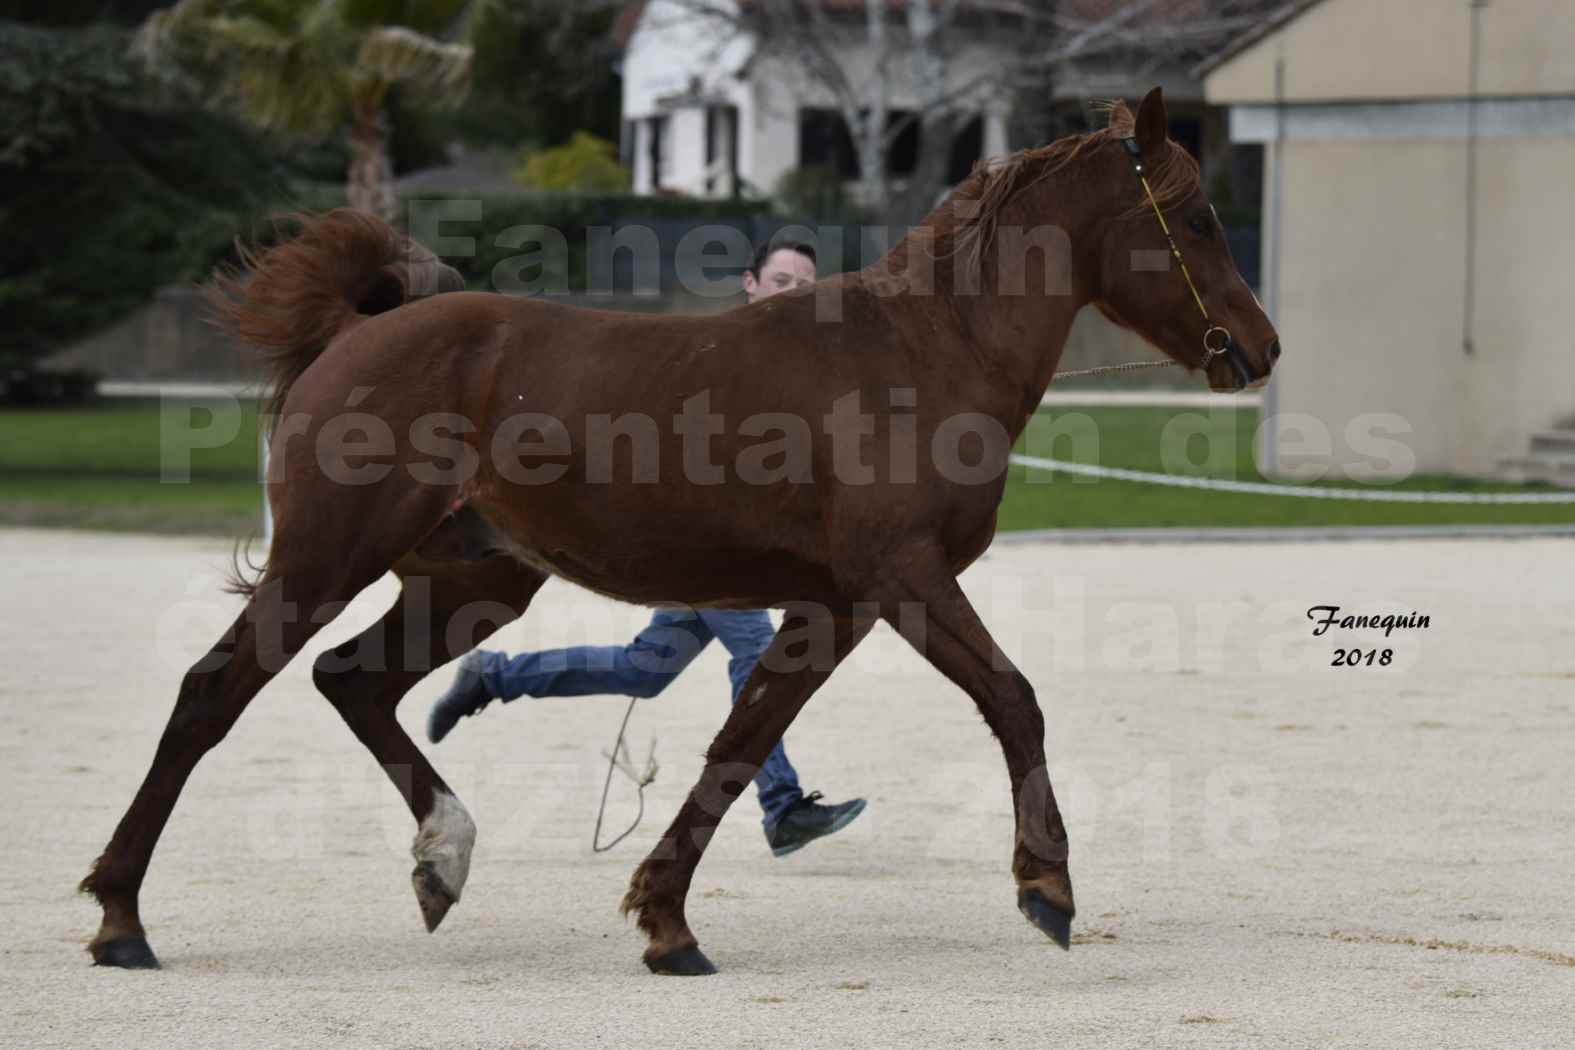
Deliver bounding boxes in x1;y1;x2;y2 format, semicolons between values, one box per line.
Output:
1458;136;1575;473
1263;138;1468;479
1208;0;1575;103
1207;0;1575;481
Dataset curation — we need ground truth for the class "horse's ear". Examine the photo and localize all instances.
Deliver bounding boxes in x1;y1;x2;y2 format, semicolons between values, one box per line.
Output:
1134;86;1168;157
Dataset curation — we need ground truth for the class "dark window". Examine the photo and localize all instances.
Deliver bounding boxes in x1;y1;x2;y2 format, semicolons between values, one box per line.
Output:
799;107;926;179
885;110;920;176
648;115;668;189
799;107;859;178
946;114;985;184
1169;116;1202;162
1229;143;1264;212
725;106;739;195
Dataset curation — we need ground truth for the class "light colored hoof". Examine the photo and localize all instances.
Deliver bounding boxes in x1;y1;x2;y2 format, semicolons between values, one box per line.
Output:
413;861;458;932
409;791;476;933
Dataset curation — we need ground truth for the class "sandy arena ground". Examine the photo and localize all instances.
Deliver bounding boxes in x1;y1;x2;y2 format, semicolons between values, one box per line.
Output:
1;526;1572;1049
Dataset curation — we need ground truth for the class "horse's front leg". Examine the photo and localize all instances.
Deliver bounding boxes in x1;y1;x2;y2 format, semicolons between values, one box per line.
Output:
622;605;872;975
878;543;1075;948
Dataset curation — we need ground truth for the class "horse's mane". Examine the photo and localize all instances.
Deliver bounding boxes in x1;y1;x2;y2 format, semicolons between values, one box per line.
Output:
938;100;1201;276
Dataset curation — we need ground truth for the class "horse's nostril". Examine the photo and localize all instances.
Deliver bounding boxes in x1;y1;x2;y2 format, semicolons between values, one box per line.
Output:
1268;340;1282;363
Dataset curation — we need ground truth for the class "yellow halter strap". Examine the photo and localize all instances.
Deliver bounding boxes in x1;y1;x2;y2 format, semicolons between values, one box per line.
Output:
1120;138;1232;363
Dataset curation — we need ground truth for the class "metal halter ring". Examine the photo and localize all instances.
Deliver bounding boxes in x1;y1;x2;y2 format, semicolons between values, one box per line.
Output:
1201;325;1233;363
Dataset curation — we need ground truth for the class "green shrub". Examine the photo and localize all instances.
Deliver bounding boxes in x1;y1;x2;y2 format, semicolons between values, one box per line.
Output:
515;132;630;193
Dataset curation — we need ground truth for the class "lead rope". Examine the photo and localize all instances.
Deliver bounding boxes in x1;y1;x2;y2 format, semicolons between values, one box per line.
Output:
1051;358;1182;381
591;698;659;853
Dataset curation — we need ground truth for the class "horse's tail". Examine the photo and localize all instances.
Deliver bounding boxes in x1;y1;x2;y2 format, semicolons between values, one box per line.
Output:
210;209;463;598
209;208;464;421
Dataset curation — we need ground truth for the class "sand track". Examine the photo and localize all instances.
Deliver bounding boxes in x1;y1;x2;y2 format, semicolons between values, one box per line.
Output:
2;527;1571;1049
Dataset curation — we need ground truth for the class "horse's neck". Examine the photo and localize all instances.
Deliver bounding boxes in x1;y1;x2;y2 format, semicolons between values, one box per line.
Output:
870;193;1094;436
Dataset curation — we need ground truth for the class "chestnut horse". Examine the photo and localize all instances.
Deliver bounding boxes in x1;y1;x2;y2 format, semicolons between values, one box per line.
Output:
81;88;1279;975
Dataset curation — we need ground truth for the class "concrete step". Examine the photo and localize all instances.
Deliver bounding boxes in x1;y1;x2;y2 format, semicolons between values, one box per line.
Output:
1529;429;1575;454
1497;455;1575;488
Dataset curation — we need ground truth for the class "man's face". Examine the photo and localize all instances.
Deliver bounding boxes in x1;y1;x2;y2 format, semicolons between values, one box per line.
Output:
743;248;816;303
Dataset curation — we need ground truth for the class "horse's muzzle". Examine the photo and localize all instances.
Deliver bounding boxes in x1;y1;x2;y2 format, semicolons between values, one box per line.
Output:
1222;337;1279;391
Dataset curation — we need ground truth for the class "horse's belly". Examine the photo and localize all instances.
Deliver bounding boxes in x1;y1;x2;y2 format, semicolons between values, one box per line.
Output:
519;542;836;609
470;495;838;608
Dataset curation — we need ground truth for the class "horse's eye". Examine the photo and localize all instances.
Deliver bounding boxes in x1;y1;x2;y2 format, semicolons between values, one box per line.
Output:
1188;217;1211;236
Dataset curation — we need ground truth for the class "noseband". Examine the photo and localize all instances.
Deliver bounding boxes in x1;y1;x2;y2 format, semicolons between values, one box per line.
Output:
1119;137;1255;388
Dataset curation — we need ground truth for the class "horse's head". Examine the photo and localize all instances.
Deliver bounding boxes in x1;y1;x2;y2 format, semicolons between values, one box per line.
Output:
1089;88;1280;392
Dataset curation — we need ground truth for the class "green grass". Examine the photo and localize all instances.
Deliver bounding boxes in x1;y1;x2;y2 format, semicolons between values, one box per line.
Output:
0;401;260;478
999;406;1575;529
2;400;1571;537
0;476;262;534
0;399;262;535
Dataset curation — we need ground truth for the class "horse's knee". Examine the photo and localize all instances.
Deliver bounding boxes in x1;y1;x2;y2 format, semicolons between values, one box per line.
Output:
977;670;1043;744
311;650;364;712
1008;671;1044;732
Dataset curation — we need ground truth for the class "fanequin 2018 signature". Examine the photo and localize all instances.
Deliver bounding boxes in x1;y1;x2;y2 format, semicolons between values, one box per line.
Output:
1306;606;1432;637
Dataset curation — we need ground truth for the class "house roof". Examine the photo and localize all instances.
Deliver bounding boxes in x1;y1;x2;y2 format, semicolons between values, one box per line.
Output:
1191;0;1325;76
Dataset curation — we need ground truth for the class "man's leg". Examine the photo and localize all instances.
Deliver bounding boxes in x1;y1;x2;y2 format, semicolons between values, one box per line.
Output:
428;608;712;742
481;608;713;700
700;609;803;828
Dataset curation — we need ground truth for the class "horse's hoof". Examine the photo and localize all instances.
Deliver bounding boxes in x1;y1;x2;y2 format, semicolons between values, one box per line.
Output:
90;935;161;970
1017;887;1073;950
412;860;458;933
644;944;718;976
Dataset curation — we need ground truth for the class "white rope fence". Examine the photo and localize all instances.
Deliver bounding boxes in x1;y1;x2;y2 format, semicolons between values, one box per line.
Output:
1010;454;1575;504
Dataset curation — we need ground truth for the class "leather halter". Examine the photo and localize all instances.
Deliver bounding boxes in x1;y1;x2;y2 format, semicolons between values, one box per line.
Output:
1120;137;1255;388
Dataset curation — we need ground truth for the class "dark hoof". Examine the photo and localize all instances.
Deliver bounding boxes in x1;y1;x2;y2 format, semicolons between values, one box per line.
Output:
412;861;457;933
1017;888;1073;950
644;944;718;976
91;935;160;970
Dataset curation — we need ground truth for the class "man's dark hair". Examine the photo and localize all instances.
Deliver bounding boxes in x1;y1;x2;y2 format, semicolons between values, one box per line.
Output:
748;238;816;278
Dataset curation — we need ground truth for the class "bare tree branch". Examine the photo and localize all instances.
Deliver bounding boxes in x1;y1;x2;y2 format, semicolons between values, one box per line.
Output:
640;0;1274;221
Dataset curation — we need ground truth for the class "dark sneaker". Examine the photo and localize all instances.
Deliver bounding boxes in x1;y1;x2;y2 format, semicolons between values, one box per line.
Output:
765;791;867;858
426;650;495;744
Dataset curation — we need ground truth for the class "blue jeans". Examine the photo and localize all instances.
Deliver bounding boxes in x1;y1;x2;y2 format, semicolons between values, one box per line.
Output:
472;608;804;829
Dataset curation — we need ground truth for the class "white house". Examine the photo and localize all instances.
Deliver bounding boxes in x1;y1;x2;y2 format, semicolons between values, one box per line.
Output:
615;0;1016;199
615;1;1261;212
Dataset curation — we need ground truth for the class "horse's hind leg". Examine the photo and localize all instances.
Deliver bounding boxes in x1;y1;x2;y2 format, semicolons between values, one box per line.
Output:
81;478;454;968
80;575;366;967
310;554;545;932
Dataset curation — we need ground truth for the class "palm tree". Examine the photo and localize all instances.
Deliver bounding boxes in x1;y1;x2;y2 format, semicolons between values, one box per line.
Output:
133;0;475;220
